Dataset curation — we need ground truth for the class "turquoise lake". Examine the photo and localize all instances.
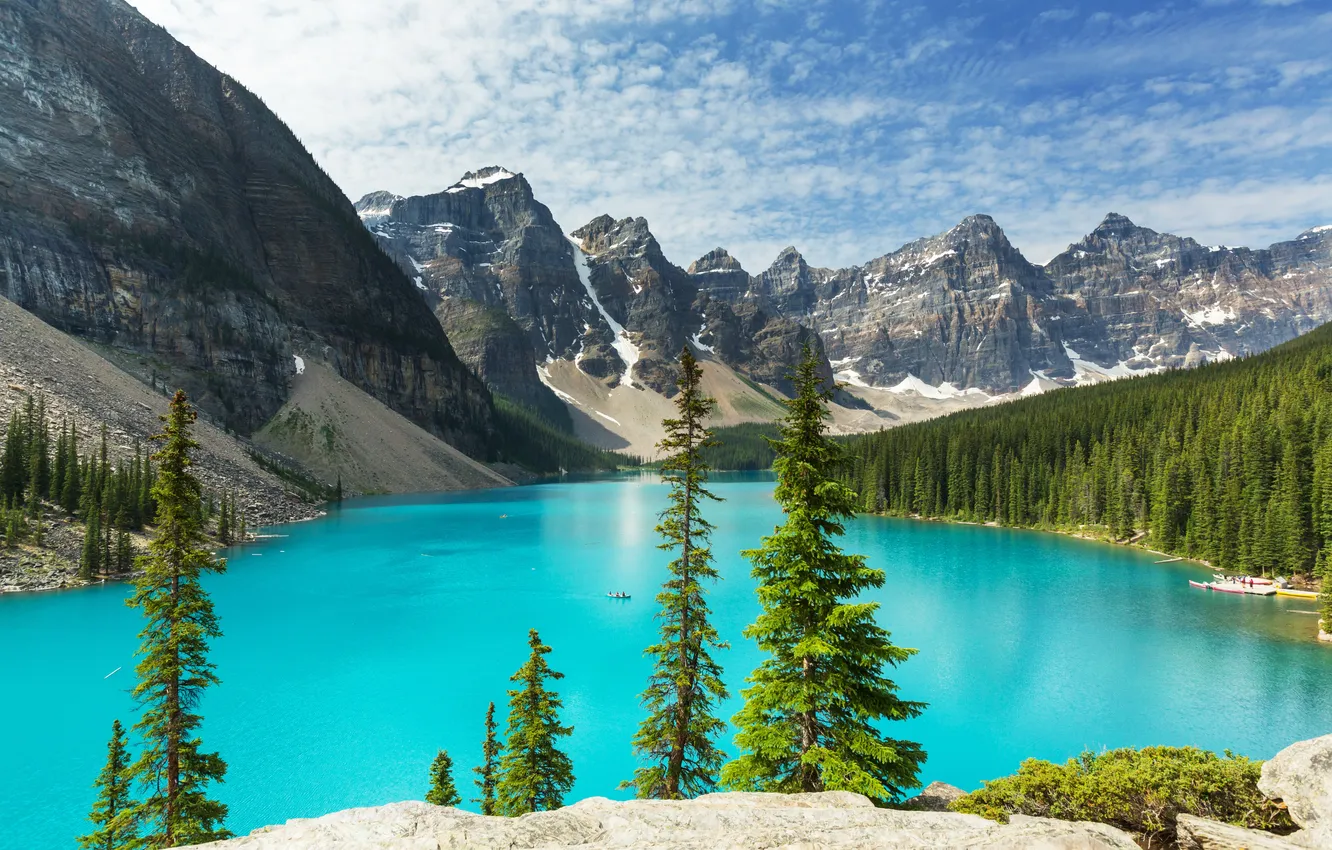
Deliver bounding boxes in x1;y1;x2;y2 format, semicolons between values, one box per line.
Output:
3;472;1332;847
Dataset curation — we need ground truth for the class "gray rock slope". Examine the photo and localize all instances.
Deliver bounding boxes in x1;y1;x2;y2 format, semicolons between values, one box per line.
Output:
0;0;494;454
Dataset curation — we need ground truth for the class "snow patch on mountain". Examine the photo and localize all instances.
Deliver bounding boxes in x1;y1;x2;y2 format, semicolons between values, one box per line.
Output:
689;323;714;353
1062;343;1157;384
568;237;639;388
1184;305;1237;327
887;374;989;400
447;169;517;193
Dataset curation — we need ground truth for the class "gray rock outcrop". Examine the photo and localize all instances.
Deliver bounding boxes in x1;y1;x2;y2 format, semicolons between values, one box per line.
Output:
0;0;494;454
902;781;967;812
698;214;1332;395
200;791;1139;849
1259;733;1332;846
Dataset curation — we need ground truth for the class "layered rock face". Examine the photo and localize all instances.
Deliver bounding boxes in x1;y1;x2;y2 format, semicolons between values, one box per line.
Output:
201;790;1139;849
702;215;1332;394
0;0;493;454
357;181;836;400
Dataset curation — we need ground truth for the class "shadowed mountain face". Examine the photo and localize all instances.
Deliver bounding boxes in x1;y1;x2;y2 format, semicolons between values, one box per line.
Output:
699;214;1332;393
0;0;493;454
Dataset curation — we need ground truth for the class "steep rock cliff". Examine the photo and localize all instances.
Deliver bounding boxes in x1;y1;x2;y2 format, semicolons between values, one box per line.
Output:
0;0;493;454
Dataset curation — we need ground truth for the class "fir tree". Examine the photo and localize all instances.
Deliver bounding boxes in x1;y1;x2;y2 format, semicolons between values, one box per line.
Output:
82;511;102;579
472;701;502;815
425;750;462;807
625;347;729;799
125;391;231;847
495;629;574;816
62;426;82;515
79;719;139;850
721;345;926;805
217;493;230;545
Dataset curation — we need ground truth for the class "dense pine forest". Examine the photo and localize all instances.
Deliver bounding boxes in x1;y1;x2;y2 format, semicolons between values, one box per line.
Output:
1;394;247;579
841;324;1332;579
492;396;641;474
699;423;779;471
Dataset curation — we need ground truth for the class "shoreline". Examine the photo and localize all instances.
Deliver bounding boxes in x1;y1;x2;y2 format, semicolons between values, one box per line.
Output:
872;511;1327;618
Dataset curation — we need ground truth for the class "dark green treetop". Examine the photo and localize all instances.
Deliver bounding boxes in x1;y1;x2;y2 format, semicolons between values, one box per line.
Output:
721;345;926;804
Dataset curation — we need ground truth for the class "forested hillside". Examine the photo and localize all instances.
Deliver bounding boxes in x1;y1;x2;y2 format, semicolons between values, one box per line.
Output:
842;324;1332;578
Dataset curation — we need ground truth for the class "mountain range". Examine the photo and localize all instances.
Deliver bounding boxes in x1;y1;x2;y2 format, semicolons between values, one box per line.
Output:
2;0;1330;473
356;170;1332;449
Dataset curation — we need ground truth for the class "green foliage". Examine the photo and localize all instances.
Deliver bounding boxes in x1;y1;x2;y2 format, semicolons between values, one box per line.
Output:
701;423;780;471
425;750;462;807
496;629;575;816
79;719;139;850
246;449;337;502
491;395;641;474
722;346;926;805
625;349;729;800
843;324;1332;577
125;391;231;847
951;746;1296;847
471;702;502;816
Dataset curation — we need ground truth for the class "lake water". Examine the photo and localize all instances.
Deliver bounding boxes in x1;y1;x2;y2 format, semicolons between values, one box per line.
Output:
3;472;1331;846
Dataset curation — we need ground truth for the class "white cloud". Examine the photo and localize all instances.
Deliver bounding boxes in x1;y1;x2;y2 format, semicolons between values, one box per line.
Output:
126;0;1332;273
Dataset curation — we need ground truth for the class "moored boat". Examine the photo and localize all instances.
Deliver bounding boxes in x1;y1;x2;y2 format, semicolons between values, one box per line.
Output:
1189;580;1210;590
1276;587;1319;599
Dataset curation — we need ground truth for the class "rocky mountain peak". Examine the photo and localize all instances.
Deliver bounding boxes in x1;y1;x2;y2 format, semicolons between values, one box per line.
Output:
447;166;523;193
353;190;403;227
1090;212;1145;240
687;247;744;275
770;246;807;270
572;215;657;257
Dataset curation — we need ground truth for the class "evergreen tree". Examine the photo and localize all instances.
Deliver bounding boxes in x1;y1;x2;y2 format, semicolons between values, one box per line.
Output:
472;701;502;815
425;750;462;807
62;426;82;515
82;511;102;579
495;629;574;816
1;409;27;501
217;493;231;545
625;348;729;800
79;719;139;850
125;391;231;847
721;346;926;805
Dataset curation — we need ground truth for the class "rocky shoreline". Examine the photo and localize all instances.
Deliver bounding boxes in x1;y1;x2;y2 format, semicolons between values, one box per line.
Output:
196;734;1332;850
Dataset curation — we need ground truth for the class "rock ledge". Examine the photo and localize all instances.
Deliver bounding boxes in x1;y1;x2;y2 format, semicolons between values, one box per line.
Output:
201;790;1139;849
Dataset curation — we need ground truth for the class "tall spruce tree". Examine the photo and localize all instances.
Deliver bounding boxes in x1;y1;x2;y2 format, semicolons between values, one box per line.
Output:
79;719;139;850
125;390;231;847
495;629;574;816
721;345;926;805
472;701;502;815
625;347;729;799
425;750;462;807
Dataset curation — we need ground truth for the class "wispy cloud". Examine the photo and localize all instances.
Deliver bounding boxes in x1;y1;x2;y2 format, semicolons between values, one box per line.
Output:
128;0;1332;269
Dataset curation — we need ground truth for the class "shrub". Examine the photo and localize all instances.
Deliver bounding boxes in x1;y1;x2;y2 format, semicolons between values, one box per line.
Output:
950;746;1295;849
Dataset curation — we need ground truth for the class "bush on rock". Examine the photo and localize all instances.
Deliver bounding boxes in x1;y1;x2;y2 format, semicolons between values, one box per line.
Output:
950;746;1295;848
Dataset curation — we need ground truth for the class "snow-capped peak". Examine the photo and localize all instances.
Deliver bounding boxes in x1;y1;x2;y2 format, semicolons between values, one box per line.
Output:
447;167;519;193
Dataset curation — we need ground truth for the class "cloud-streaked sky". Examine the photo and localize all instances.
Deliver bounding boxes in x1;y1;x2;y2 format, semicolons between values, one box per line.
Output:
130;0;1332;271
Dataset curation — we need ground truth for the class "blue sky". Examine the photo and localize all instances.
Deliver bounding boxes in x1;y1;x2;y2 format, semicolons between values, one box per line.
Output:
132;0;1332;270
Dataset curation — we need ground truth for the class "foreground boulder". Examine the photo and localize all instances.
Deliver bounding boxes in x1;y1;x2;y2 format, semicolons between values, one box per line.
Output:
1259;733;1332;846
200;791;1137;849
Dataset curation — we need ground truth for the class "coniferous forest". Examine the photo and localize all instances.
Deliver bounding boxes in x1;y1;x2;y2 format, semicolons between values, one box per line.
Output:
840;323;1332;580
